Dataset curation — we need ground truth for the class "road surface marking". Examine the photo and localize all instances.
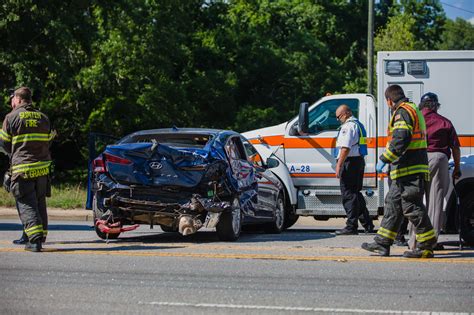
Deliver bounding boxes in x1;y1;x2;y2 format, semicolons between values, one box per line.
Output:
0;247;473;264
138;301;471;314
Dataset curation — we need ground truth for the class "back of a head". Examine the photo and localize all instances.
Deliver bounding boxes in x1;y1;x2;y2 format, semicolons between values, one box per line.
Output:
384;84;405;103
419;92;440;111
14;87;32;103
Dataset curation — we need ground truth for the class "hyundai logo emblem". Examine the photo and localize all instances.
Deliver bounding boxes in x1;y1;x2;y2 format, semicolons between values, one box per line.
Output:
149;162;163;170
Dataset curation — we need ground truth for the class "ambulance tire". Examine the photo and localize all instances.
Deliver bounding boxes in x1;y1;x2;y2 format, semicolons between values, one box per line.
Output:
459;193;474;246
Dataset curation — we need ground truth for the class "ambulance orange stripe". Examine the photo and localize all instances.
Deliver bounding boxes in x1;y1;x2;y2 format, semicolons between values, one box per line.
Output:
249;135;474;149
290;173;378;178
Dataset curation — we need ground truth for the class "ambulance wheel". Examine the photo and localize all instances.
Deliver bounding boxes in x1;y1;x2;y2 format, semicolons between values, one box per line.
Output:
459;193;474;246
282;194;298;230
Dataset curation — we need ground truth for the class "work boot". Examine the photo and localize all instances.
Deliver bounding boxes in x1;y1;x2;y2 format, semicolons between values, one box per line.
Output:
394;235;408;247
24;240;42;252
403;249;434;258
12;232;28;245
335;227;358;235
361;242;390;257
363;224;375;234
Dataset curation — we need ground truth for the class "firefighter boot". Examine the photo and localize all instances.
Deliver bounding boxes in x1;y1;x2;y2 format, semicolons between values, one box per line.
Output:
24;240;42;252
403;249;434;259
12;232;28;245
361;242;390;257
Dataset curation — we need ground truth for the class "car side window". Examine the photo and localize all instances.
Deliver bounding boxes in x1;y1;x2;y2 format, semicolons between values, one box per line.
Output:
225;137;247;161
306;99;359;134
242;139;264;167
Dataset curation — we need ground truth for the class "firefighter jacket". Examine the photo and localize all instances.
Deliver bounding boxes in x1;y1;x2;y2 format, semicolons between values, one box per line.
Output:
380;101;429;180
0;103;53;181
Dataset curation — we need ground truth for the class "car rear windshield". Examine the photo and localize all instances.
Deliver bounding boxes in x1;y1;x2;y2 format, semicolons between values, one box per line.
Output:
121;133;213;148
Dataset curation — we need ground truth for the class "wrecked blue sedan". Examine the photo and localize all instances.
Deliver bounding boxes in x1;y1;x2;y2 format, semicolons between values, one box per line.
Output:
87;128;285;241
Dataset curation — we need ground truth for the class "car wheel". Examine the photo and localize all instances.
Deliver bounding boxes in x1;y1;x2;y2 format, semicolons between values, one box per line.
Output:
93;194;121;240
216;197;242;241
459;193;474;246
160;224;178;233
264;193;285;234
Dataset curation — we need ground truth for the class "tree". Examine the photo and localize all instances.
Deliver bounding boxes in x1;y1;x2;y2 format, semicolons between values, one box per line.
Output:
375;14;419;52
438;18;474;50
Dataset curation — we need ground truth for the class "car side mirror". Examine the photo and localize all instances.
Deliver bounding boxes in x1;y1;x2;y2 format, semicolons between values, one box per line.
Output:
266;157;280;169
298;102;309;136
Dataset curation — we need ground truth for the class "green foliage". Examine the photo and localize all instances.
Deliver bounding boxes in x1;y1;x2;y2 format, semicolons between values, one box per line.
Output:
375;14;419;52
438;18;474;50
0;0;453;179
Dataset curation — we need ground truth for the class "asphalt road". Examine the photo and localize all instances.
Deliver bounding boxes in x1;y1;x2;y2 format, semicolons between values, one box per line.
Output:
0;218;473;314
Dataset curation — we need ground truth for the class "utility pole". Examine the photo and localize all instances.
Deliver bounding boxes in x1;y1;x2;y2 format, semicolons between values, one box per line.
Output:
367;0;374;95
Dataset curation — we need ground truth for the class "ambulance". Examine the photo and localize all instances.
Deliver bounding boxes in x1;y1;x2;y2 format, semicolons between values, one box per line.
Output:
243;50;474;245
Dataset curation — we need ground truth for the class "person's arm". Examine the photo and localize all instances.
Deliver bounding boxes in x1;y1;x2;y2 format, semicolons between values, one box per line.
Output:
336;147;350;179
0;118;12;155
380;108;413;164
452;146;461;180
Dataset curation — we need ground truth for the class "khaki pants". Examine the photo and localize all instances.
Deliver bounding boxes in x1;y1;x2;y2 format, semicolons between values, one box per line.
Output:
408;152;449;249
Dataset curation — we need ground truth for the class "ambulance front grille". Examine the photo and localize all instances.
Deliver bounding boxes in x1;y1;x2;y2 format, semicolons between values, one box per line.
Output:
296;187;379;216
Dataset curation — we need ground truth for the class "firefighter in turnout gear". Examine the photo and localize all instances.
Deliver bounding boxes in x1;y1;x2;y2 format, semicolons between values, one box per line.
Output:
0;87;53;252
361;85;437;258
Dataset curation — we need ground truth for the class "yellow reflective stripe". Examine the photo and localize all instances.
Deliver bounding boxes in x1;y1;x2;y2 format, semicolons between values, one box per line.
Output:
25;224;43;237
393;121;413;131
43;230;48;236
12;161;51;171
382;148;398;162
12;133;53;144
377;227;397;240
0;130;12;142
416;229;436;242
407;140;427;150
390;164;429;179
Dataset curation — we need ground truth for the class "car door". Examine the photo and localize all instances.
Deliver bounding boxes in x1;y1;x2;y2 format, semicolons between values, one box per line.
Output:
283;95;376;188
242;138;277;219
224;136;261;218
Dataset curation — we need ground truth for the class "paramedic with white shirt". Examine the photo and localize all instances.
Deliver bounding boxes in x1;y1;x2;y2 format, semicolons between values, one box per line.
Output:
334;104;374;235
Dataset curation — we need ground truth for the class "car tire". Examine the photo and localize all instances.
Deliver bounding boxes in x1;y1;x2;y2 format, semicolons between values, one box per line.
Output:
93;194;121;240
459;193;474;246
216;197;242;241
264;193;285;234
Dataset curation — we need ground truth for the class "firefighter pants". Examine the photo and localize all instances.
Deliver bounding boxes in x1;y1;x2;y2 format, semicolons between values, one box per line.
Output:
375;174;436;249
340;156;373;231
11;176;49;242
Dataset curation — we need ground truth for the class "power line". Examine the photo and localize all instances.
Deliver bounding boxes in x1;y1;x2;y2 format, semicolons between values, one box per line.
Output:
440;1;474;15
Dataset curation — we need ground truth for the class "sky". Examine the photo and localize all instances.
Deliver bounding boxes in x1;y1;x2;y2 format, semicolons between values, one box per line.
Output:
440;0;474;24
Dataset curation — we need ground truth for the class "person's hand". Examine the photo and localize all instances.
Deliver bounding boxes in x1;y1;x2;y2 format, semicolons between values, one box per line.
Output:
376;160;386;173
335;163;341;179
452;166;462;180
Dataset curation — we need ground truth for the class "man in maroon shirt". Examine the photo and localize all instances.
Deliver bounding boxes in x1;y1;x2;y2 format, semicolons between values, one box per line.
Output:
408;92;461;250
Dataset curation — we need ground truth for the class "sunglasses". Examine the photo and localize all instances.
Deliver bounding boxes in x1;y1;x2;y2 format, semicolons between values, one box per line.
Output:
336;113;344;120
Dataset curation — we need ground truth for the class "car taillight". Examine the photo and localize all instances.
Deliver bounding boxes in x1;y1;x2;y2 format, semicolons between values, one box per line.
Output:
93;156;106;173
104;153;132;165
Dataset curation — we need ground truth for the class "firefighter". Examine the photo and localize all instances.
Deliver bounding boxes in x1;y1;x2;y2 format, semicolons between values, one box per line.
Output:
0;87;53;252
334;104;374;235
361;84;437;258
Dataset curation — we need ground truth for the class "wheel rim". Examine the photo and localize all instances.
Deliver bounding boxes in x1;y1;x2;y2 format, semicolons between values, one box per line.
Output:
275;197;284;229
232;198;241;234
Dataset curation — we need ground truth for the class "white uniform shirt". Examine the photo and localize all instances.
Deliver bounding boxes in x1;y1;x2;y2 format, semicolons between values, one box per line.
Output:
335;116;361;159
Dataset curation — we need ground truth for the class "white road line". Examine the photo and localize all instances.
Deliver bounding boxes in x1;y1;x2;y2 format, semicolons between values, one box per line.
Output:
138;301;471;314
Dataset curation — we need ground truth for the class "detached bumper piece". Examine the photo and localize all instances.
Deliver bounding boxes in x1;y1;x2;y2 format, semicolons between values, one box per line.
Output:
95;220;139;234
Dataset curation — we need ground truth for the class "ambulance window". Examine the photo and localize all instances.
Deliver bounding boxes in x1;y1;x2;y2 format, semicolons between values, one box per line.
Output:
307;99;359;134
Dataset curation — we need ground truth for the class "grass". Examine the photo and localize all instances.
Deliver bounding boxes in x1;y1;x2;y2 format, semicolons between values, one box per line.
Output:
0;183;87;209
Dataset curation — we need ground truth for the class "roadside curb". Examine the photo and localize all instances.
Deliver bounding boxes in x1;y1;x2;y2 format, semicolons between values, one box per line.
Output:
0;207;349;227
0;207;92;222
